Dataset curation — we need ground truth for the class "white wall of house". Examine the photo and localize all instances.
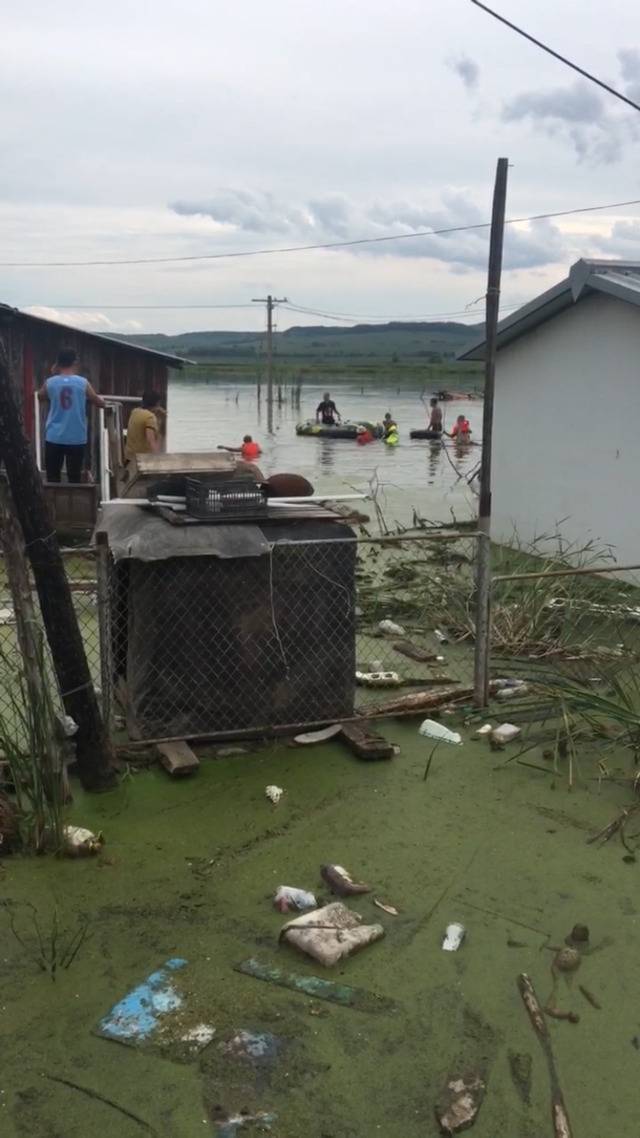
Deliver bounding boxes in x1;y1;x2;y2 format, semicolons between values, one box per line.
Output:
493;291;640;565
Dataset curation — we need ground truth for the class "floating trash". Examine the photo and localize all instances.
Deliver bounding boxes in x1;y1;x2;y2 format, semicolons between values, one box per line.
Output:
378;619;406;636
97;958;216;1057
281;901;384;967
235;958;396;1013
62;825;104;857
222;1030;281;1064
418;720;462;745
265;785;284;804
321;863;370;896
491;723;521;745
274;886;317;913
442;923;466;952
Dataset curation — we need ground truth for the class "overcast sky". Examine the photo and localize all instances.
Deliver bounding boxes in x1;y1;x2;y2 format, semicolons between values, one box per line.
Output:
1;0;640;334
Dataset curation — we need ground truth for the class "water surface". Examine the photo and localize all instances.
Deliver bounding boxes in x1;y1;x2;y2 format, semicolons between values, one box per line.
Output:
168;378;482;527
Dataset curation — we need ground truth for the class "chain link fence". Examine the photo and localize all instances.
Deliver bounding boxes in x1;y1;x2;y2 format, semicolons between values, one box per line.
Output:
101;528;479;742
1;529;480;746
0;549;102;746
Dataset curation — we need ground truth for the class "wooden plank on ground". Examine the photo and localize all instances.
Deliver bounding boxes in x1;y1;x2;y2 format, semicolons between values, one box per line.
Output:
340;721;395;761
156;740;200;777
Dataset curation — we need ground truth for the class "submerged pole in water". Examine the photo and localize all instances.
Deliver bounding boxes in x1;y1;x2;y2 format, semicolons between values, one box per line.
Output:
473;157;508;707
252;294;287;433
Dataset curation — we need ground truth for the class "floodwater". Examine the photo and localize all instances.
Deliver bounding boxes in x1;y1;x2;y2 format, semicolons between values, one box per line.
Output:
2;721;637;1137
168;379;482;527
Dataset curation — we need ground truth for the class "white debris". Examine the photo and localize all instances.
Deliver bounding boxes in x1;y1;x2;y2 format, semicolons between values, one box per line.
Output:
491;723;521;745
265;785;284;804
378;619;406;636
356;671;402;688
475;723;493;736
418;719;462;745
442;922;466;951
274;886;317;912
62;825;104;857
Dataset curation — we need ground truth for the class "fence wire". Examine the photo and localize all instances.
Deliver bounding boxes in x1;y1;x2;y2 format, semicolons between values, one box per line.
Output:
5;531;640;751
102;530;479;742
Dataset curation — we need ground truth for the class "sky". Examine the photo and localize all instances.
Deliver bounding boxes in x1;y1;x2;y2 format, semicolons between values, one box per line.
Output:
1;0;640;335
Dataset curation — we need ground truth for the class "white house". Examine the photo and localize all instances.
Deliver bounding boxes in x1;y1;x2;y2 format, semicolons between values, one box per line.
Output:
461;258;640;566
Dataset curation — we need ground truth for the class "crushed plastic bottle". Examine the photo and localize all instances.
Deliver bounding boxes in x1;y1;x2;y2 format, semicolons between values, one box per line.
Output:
418;719;462;745
274;886;317;913
433;628;449;644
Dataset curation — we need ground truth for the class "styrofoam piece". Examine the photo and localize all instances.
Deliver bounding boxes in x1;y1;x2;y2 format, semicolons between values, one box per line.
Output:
418;719;462;745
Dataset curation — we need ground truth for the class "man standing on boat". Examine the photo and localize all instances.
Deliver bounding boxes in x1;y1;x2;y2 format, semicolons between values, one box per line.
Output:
316;392;341;426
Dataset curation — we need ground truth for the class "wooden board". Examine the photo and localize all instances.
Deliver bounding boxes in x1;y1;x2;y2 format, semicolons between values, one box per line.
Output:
156;740;200;777
135;452;236;475
340;721;395;761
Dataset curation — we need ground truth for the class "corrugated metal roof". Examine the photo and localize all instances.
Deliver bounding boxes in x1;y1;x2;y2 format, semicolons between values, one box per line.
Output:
0;303;191;367
460;259;640;361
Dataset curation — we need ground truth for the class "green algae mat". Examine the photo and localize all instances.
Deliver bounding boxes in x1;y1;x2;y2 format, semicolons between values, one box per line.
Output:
0;721;638;1136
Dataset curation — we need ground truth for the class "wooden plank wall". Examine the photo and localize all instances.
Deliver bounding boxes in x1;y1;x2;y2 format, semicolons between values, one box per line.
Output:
1;314;169;441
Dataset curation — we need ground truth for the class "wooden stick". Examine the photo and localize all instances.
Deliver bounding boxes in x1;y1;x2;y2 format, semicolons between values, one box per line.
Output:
517;973;574;1138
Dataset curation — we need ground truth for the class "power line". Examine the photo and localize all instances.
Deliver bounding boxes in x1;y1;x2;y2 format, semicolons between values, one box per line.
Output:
471;1;640;114
25;303;256;310
282;300;522;323
2;196;640;268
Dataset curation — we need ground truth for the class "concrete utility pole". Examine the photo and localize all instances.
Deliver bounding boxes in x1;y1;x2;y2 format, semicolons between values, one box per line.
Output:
0;339;115;790
252;294;287;432
473;157;509;707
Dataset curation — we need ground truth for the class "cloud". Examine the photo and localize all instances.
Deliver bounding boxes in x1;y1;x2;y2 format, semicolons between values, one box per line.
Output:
449;55;480;91
501;60;640;165
23;306;143;334
170;187;568;273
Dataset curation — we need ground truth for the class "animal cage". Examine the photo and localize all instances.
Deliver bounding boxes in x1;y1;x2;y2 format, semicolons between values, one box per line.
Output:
98;506;357;740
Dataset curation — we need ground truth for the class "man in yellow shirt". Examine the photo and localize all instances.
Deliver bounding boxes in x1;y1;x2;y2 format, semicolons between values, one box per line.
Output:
125;391;163;460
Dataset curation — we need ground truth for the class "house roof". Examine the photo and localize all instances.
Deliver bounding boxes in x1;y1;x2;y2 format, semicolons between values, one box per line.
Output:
459;259;640;361
0;303;190;368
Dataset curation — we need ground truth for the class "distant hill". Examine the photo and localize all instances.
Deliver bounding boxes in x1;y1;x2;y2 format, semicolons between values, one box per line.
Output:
114;320;482;364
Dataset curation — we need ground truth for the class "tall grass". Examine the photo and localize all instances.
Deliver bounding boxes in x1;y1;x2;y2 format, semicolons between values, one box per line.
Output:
0;641;65;854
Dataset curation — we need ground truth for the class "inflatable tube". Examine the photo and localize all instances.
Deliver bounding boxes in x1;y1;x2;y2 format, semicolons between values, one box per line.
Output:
410;429;442;440
296;420;384;440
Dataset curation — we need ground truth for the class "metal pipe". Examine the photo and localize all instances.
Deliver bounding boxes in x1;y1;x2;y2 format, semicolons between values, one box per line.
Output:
493;562;640;584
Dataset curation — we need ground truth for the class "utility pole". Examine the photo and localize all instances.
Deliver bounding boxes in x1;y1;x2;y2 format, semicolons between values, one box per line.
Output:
0;339;115;790
473;157;509;707
252;294;287;432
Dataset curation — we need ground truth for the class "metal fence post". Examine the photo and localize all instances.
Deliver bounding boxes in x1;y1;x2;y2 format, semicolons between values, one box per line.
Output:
473;531;492;707
95;532;113;734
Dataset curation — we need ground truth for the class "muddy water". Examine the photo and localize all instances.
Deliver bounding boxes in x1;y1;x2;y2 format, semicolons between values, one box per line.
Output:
168;379;482;526
1;722;637;1136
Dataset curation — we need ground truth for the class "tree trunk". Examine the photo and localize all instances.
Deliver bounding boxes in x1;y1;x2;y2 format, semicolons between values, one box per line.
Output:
0;339;115;790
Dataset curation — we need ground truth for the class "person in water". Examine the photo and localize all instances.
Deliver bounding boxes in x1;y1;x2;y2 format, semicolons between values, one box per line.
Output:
316;392;341;425
448;414;471;440
427;397;443;434
383;412;399;446
219;435;262;460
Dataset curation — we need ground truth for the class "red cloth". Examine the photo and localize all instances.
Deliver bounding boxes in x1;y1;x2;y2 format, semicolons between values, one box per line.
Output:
357;430;373;445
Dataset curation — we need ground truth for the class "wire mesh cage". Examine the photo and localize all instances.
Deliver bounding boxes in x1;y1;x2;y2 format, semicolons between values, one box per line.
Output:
185;477;267;520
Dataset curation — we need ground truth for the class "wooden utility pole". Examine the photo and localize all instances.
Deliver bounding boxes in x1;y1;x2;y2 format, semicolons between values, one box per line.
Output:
0;340;115;790
473;157;509;707
252;294;287;432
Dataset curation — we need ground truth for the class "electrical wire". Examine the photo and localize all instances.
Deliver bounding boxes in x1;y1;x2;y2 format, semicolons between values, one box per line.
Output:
2;196;640;268
280;300;522;323
471;1;640;114
26;303;256;310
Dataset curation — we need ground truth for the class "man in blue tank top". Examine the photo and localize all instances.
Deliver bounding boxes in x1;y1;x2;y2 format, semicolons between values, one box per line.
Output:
37;348;105;483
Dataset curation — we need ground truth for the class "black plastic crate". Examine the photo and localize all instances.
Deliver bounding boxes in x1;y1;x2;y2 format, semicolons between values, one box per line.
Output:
185;477;267;519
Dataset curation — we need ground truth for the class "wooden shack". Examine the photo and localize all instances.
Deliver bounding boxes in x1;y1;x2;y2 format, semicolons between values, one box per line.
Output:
0;303;188;529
